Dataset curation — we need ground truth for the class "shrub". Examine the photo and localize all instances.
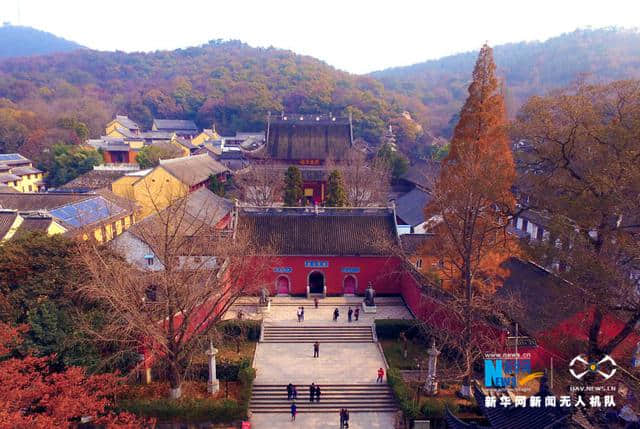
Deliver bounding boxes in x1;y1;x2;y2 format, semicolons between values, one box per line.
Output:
375;319;423;340
186;357;251;382
218;320;261;341
387;367;419;419
118;398;242;422
237;363;256;420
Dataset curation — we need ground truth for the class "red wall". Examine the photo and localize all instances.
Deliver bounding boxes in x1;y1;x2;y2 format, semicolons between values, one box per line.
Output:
263;255;403;296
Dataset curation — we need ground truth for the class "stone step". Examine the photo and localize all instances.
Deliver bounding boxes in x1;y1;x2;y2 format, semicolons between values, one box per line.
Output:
262;325;374;343
250;384;396;414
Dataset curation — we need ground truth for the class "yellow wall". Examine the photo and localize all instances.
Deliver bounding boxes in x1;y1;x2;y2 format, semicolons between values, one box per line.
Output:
169;136;192;157
111;168;188;219
106;119;136;136
8;172;44;193
192;130;219;147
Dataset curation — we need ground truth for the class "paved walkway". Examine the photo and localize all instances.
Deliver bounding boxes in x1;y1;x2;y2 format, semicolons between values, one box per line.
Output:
250;411;398;429
227;296;413;324
241;296;412;428
253;342;387;384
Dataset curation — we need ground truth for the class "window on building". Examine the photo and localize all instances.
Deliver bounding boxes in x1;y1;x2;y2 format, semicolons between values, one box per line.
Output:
144;254;154;266
536;227;544;241
415;258;423;269
522;219;528;231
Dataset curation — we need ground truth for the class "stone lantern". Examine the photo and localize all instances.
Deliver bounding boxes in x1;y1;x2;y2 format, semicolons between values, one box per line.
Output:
424;339;440;396
206;340;220;394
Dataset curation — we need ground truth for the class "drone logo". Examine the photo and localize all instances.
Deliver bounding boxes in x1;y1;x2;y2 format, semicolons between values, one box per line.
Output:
569;354;617;381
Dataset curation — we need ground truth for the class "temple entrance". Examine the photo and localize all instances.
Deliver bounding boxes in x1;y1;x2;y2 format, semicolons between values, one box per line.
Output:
308;271;325;294
343;275;356;295
276;275;290;295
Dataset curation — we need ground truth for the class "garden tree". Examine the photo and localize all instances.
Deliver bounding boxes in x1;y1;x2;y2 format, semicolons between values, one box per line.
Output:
135;143;183;169
38;143;102;187
329;150;390;206
283;166;303;206
0;232;129;371
56;117;90;141
79;188;270;399
377;143;409;182
0;322;146;428
512;79;640;362
325;170;348;207
235;163;284;206
422;44;517;396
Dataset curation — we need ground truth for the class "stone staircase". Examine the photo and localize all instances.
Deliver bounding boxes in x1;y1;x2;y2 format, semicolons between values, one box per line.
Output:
250;383;396;413
261;324;374;343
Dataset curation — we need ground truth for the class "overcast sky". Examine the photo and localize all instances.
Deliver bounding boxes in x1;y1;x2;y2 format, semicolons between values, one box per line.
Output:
1;0;638;74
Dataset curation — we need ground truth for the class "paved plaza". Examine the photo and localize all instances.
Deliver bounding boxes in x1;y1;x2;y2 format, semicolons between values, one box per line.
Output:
250;411;398;429
253;342;387;384
227;296;413;324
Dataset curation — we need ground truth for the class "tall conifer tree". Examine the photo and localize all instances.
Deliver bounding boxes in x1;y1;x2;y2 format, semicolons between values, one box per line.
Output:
325;170;348;207
283;166;303;206
422;44;517;397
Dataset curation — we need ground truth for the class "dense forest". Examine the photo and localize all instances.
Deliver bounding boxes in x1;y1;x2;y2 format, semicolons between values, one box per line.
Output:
1;27;640;162
372;28;640;136
0;24;83;58
0;38;428;160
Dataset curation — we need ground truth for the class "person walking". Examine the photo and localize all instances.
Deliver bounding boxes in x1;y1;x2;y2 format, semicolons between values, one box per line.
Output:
354;307;359;321
315;385;321;403
301;306;305;321
314;297;319;308
287;382;293;400
290;402;297;421
340;408;345;428
344;408;350;428
313;341;319;358
348;307;353;322
309;383;316;402
292;384;298;400
333;307;339;321
377;367;385;383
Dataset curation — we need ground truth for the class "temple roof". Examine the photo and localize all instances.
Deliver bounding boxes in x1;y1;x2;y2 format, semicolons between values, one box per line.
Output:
237;206;398;256
395;187;432;226
59;169;126;192
153;119;198;132
265;113;353;161
158;154;229;186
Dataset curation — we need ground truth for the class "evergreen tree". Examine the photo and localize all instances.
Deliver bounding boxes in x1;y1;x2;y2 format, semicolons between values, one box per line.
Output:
283;166;303;206
377;143;408;182
325;170;348;207
208;174;226;197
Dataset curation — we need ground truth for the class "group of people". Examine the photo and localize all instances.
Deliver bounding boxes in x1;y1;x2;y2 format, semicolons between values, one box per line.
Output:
332;306;360;322
296;306;305;322
288;382;322;421
339;408;350;428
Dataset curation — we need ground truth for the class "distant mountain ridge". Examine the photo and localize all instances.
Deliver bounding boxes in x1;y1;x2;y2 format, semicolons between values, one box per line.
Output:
0;24;83;58
371;28;640;136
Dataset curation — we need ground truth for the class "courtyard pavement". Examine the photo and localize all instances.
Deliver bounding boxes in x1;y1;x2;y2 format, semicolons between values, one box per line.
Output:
253;342;387;384
250;411;398;429
227;296;413;324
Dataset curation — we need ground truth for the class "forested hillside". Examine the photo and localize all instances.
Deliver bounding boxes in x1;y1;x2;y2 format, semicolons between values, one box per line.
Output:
372;28;640;136
2;27;640;161
0;39;428;159
0;24;82;58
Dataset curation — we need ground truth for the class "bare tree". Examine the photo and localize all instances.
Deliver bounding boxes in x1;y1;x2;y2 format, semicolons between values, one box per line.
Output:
328;150;391;206
235;162;284;206
78;187;270;399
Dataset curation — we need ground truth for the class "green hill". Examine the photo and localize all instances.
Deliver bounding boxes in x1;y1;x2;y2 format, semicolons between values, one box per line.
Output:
371;28;640;137
0;24;83;58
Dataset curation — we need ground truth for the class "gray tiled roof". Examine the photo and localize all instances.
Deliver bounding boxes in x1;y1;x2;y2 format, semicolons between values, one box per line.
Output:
0;173;20;183
0;192;93;211
59;169;126;191
159;154;228;187
113;115;140;131
10;166;42;176
395;187;432;226
0;210;18;239
153;119;198;131
237;207;398;256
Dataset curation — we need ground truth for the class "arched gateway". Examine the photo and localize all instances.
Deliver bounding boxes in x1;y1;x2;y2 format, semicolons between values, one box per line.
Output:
308;271;325;294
